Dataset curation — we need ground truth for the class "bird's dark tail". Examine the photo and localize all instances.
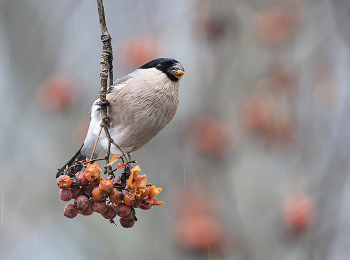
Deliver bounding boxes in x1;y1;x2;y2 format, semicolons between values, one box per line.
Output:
56;144;87;178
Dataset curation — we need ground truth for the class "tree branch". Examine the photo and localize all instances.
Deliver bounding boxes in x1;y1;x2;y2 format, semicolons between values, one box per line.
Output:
96;0;127;169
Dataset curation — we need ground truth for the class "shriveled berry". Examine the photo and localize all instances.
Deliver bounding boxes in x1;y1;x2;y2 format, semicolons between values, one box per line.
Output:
113;176;122;186
105;175;114;180
82;184;94;197
92;187;108;201
133;198;143;208
64;204;78;218
148;186;162;198
140;197;152;210
123;207;135;220
92;200;107;214
59;189;73;201
115;203;131;217
75;171;89;186
74;195;89;211
84;163;101;182
99;179;114;193
109;189;124;204
79;200;93;216
140;203;152;210
119;217;135;228
70;177;81;187
102;205;117;219
70;186;81;199
57;175;72;189
90;178;100;187
123;191;135;205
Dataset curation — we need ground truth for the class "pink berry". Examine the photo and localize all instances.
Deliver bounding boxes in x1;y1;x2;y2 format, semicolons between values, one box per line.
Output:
79;200;93;216
70;186;81;199
92;201;107;214
75;171;89;186
122;207;135;220
101;205;116;219
115;203;131;217
59;189;73;201
119;217;135;228
64;204;78;218
74;195;89;211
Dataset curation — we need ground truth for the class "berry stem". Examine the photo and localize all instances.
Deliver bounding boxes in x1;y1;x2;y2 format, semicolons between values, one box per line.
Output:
90;125;103;161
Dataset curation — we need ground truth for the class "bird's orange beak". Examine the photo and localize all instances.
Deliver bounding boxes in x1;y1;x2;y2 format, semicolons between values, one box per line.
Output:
175;69;185;79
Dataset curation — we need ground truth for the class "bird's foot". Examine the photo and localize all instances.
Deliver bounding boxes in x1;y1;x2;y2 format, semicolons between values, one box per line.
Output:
95;99;110;109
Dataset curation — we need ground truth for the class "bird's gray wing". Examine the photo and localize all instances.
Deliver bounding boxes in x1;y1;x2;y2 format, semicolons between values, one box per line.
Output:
109;71;136;93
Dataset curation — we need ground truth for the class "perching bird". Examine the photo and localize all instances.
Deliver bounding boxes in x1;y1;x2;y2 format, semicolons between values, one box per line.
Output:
57;58;184;177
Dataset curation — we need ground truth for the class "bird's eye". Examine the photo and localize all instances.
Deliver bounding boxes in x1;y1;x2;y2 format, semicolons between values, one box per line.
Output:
156;64;162;70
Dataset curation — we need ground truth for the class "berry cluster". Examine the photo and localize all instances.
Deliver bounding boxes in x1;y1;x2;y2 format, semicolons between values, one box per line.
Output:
57;157;163;228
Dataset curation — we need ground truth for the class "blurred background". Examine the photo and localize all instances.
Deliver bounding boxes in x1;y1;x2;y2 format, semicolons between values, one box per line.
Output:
1;0;350;259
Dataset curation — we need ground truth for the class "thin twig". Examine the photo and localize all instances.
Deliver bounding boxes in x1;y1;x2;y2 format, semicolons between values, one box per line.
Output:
90;125;103;161
97;0;128;164
103;125;127;162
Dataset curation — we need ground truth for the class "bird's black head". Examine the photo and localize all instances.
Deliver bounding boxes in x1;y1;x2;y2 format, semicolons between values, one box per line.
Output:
139;58;185;81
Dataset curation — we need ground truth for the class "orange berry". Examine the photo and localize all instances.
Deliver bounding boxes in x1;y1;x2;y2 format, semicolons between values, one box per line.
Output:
109;189;124;204
57;175;72;189
99;179;114;193
123;191;135;205
148;186;162;198
84;163;101;182
92;187;108;201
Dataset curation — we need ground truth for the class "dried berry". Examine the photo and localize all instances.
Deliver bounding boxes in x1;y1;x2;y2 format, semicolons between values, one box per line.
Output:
74;195;89;211
133;198;143;208
123;191;135;205
59;189;73;201
92;187;108;201
122;207;135;220
148;186;162;198
75;171;89;186
82;184;94;197
92;200;107;214
70;177;81;187
109;189;124;204
99;179;114;193
140;203;152;210
140;197;152;210
115;203;131;217
64;204;78;218
70;186;81;199
90;178;100;187
84;163;101;182
102;205;117;219
117;163;127;170
113;176;123;187
57;175;72;189
79;200;93;216
119;217;135;228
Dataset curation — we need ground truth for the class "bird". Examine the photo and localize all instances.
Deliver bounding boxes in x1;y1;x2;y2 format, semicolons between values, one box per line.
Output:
57;58;185;178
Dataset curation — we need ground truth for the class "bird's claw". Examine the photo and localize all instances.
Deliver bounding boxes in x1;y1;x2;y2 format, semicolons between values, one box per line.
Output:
95;99;110;109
